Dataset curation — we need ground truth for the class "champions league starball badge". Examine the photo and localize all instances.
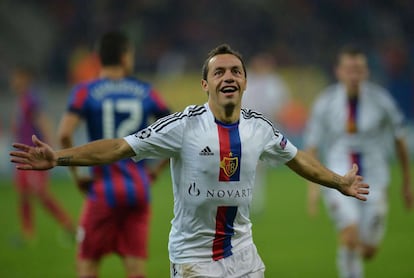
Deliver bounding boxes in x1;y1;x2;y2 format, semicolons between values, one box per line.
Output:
136;128;152;139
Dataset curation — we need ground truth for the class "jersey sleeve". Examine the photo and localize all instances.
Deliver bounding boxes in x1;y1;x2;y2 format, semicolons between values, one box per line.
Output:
124;112;184;161
259;125;298;166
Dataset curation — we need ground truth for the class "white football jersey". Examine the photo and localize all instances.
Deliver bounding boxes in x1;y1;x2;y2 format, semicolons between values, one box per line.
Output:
304;81;405;190
124;103;297;263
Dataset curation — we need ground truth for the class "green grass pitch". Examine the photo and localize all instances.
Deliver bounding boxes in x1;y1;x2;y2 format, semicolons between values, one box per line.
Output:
0;163;413;277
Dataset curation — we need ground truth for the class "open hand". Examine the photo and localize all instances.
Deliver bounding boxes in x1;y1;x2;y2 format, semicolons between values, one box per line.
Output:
341;163;369;201
10;135;56;170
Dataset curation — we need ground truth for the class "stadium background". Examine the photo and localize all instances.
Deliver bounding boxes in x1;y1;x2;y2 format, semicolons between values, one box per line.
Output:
0;1;413;277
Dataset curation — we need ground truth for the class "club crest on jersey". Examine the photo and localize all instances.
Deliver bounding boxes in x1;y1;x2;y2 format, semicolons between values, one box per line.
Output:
220;153;239;177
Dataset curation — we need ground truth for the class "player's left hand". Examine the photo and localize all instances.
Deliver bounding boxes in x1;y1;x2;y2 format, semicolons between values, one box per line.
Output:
342;163;369;201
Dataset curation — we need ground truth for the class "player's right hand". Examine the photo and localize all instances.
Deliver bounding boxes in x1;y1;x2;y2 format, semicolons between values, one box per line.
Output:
10;135;56;170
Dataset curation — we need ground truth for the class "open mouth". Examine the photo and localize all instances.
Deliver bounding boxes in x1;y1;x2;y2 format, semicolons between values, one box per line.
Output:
220;86;238;94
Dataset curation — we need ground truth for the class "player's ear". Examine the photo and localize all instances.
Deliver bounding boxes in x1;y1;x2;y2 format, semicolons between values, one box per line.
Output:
201;79;209;94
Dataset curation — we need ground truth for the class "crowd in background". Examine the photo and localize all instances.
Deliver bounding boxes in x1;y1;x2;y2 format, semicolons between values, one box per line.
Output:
0;0;413;131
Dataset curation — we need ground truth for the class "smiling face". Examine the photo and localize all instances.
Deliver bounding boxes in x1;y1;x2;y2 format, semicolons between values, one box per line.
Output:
201;53;247;122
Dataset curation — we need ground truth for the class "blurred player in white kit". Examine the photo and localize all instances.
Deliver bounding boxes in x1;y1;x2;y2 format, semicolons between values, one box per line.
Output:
305;44;413;278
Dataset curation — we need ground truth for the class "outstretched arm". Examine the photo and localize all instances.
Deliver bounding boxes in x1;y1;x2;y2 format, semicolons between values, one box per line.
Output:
10;134;135;170
286;150;369;201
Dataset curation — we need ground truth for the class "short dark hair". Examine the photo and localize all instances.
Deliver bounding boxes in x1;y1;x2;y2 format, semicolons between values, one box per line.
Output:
337;44;365;64
202;44;246;80
98;31;130;66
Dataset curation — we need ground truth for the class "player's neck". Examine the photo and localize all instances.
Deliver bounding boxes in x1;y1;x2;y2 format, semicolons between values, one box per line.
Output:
100;66;127;79
208;102;240;124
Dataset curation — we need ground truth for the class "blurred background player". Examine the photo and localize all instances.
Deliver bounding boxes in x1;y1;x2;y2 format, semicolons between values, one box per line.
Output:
304;45;413;278
10;65;75;243
57;31;171;278
242;52;290;213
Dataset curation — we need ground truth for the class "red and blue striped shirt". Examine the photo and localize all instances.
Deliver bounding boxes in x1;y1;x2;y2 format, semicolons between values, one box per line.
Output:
68;77;170;207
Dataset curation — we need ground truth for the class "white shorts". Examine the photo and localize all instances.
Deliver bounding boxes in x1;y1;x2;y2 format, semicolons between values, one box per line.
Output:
322;188;388;246
170;244;265;278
